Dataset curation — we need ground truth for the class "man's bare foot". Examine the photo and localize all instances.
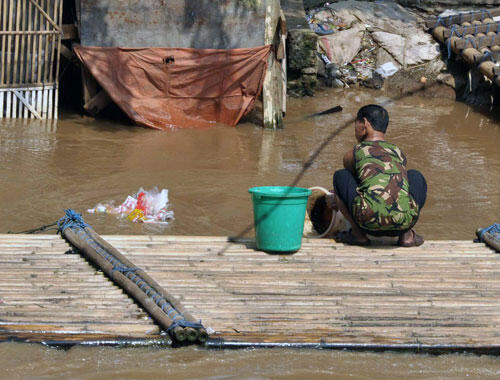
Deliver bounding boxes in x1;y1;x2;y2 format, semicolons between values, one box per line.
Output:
398;229;424;247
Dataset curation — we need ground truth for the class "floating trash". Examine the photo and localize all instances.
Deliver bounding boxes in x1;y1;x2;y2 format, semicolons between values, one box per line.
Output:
87;187;174;224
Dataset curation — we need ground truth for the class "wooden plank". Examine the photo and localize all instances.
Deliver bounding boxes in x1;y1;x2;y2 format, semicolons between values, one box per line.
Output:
61;23;77;40
83;89;111;116
80;66;98;106
454;33;500;50
13;89;42;119
442;21;500;39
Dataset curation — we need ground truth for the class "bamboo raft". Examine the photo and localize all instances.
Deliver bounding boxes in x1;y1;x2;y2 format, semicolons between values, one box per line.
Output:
1;234;500;352
428;8;500;87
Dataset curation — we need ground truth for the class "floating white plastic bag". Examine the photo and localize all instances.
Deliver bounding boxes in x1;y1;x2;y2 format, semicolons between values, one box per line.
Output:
87;187;174;224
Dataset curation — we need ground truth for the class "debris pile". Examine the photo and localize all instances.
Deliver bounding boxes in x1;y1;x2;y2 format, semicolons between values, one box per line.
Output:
303;1;441;89
87;187;174;225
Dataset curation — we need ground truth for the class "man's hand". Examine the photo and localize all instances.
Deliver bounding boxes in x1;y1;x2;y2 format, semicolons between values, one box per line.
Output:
325;193;337;211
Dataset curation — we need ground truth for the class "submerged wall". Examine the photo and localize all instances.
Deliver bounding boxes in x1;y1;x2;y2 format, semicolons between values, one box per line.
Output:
80;0;276;49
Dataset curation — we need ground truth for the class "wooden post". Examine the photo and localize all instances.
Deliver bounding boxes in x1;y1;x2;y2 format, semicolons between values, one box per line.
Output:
263;0;284;129
81;66;98;107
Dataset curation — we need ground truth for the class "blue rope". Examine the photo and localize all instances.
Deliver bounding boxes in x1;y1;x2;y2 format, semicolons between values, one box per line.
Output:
482;50;492;62
447;25;466;59
112;266;139;274
57;209;89;233
481;9;493;21
478;223;500;242
434;17;443;28
166;319;204;332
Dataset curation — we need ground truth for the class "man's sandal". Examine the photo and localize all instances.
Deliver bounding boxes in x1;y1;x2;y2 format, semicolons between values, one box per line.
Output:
398;230;424;247
336;230;371;246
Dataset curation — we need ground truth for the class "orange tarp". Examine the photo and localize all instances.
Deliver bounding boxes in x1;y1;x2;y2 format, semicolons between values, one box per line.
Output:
74;45;272;130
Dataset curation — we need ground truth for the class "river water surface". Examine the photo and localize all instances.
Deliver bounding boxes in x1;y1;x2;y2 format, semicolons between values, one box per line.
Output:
1;88;500;378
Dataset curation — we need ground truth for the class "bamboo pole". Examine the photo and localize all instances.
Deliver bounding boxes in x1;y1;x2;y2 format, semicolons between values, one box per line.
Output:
83;227;207;343
0;30;59;35
36;0;43;91
43;0;49;85
6;0;14;86
29;0;35;86
60;226;202;343
28;0;59;31
20;2;27;85
0;0;2;86
0;0;3;117
0;0;8;86
21;0;31;119
13;0;22;87
62;227;188;343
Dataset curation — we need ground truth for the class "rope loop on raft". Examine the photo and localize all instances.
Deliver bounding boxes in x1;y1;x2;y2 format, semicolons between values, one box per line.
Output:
167;319;204;332
58;209;89;233
478;223;500;242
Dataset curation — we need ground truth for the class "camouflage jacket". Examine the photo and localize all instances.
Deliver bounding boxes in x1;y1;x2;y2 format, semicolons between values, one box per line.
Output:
352;141;419;231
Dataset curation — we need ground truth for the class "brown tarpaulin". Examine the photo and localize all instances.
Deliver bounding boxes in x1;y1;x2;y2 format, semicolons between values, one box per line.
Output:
73;45;272;130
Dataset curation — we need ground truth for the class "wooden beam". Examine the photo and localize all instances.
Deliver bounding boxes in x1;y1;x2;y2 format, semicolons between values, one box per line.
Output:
263;0;284;129
426;8;500;29
59;43;78;63
62;24;78;40
442;22;500;39
83;89;111;116
80;65;98;106
454;34;500;50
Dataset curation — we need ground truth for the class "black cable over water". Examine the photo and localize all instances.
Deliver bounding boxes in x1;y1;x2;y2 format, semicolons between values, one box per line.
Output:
220;82;440;255
8;222;58;234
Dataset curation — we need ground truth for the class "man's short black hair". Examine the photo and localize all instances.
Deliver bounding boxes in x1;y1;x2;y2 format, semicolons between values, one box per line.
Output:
356;104;389;133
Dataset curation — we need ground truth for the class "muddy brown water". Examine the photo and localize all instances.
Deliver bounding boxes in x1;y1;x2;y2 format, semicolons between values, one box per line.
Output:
1;88;500;378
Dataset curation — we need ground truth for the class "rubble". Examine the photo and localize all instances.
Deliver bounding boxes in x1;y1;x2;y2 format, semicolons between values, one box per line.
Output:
297;0;447;93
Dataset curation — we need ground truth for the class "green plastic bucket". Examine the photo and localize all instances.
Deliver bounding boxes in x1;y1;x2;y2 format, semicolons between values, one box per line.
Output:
249;186;312;252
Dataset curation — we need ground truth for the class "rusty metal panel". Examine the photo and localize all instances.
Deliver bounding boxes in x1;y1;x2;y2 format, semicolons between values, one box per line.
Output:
80;0;272;49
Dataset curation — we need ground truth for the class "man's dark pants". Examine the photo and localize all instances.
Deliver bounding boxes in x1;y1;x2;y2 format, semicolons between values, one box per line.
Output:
333;169;427;237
